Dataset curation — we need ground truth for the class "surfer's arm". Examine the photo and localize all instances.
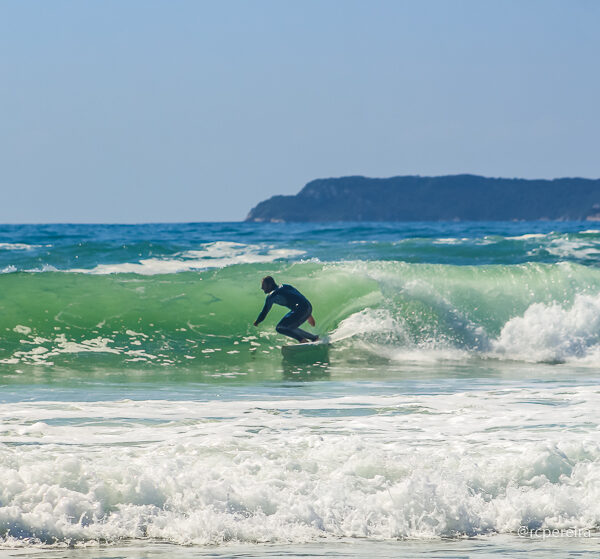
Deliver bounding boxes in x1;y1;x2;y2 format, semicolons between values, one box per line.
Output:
254;296;273;326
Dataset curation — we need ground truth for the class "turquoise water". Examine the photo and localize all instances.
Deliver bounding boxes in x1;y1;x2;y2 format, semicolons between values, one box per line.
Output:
1;222;599;557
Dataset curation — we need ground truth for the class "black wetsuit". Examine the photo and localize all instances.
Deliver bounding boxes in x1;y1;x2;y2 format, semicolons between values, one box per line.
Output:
255;284;318;342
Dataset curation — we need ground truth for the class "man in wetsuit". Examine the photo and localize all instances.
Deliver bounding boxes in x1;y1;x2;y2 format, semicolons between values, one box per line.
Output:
253;276;319;343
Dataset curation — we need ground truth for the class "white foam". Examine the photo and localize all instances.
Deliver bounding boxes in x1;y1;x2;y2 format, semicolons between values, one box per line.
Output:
432;237;496;246
0;243;46;251
492;293;600;363
68;242;305;275
432;237;463;244
505;233;547;240
21;264;60;273
3;335;122;366
0;387;599;545
542;237;600;260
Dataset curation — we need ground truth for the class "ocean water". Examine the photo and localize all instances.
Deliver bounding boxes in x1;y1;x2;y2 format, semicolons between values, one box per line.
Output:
1;221;600;558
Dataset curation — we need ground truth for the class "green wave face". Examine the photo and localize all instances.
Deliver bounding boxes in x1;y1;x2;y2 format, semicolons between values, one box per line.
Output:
2;261;600;372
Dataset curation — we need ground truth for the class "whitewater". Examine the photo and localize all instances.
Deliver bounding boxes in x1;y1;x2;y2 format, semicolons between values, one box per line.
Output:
1;221;600;558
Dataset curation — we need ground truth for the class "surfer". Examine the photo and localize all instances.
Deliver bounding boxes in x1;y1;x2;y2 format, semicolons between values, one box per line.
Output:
253;276;319;343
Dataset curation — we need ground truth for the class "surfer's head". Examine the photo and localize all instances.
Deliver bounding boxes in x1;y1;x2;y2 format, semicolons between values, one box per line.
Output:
261;276;277;293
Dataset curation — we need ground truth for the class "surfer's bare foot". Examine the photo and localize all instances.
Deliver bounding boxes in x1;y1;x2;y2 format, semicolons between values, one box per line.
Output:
299;338;309;344
308;315;315;327
314;336;319;342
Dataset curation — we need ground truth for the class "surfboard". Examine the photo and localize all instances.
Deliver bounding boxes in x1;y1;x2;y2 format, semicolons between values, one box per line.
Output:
281;337;330;361
281;336;330;350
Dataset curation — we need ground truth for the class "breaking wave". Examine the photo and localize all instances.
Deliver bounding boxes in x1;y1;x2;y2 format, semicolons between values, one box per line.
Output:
3;260;600;368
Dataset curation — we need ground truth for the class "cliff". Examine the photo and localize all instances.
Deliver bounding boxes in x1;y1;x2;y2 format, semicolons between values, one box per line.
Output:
245;175;600;222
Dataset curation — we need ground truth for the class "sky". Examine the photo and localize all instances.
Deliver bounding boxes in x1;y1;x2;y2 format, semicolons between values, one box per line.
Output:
1;0;599;223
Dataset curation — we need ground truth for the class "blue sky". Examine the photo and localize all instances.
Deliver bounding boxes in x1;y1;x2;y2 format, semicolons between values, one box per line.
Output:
1;0;598;223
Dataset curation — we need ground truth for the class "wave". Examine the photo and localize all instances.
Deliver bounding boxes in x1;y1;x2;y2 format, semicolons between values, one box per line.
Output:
74;242;306;275
0;387;598;545
3;260;600;368
0;241;306;275
5;230;600;275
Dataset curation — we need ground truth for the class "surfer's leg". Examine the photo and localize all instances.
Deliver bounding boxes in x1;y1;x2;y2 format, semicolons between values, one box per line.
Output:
290;327;318;342
276;307;318;342
276;310;304;341
277;324;318;342
276;322;306;342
